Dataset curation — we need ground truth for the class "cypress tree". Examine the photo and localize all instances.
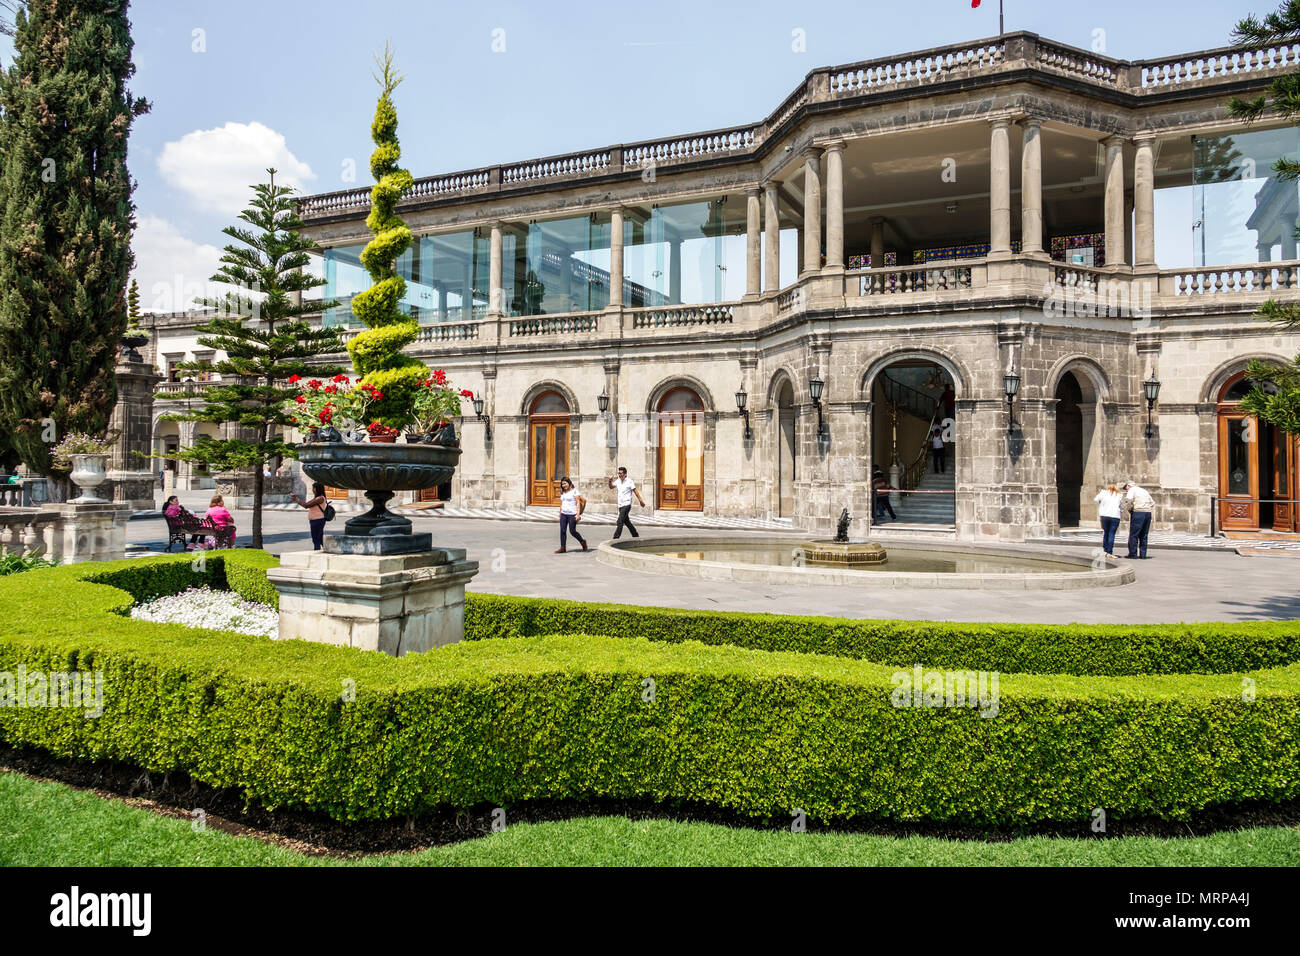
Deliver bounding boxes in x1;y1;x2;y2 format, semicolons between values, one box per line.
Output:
0;0;150;476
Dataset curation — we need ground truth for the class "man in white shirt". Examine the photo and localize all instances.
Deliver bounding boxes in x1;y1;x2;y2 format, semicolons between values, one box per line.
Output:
1121;481;1155;559
607;466;646;539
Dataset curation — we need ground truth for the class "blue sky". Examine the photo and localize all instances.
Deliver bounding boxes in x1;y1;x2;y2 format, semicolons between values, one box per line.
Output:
0;0;1266;308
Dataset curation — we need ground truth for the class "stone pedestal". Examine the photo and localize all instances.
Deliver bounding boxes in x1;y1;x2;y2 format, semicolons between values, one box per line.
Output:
214;472;293;509
267;548;479;657
39;501;131;563
107;354;162;510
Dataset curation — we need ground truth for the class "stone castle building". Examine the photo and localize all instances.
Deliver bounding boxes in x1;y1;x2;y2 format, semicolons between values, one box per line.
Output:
153;32;1300;540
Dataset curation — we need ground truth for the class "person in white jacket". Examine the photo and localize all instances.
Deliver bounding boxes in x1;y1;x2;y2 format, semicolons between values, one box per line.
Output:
1121;481;1155;559
1093;483;1123;556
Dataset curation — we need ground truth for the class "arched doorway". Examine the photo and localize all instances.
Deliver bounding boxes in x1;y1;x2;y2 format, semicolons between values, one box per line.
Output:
528;390;571;506
869;359;956;525
657;387;704;511
1054;374;1085;527
1217;372;1297;531
776;380;796;517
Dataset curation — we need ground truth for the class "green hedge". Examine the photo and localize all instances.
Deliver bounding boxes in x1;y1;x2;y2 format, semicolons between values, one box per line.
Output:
0;553;1297;825
194;553;1300;677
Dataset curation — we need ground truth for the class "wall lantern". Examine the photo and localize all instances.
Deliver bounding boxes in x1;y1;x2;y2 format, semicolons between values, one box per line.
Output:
735;386;752;440
597;390;610;414
1003;365;1020;434
472;393;492;440
1143;370;1161;438
809;377;828;440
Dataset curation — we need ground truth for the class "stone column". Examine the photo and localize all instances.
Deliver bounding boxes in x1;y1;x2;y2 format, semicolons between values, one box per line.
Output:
989;118;1012;257
178;420;198;490
1103;136;1127;268
488;221;504;316
1133;133;1157;268
106;355;162;510
763;182;781;292
608;208;625;308
1020;117;1045;257
870;217;885;267
802;147;823;275
745;188;762;297
823;141;845;271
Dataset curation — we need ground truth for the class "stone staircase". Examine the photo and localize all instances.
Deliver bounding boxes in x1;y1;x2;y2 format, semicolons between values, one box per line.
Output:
893;463;955;526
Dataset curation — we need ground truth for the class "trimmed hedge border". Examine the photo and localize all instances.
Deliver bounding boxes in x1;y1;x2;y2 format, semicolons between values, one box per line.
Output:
0;552;1296;825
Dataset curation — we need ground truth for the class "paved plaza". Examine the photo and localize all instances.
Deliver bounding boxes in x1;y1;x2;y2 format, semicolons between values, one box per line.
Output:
130;499;1300;625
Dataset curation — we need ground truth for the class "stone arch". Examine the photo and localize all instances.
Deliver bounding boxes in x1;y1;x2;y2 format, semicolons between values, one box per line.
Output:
1046;355;1112;405
858;346;970;400
645;374;715;414
765;367;799;407
519;379;580;417
1200;354;1290;404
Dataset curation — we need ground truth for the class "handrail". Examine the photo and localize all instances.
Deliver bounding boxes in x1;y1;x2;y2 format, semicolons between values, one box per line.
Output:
903;405;944;491
1209;495;1300;538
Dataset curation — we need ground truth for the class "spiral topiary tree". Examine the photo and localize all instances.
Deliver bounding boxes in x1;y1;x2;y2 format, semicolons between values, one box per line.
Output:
346;44;426;429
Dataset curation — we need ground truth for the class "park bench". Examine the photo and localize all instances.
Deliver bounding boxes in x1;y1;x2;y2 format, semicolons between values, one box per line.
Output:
164;510;235;551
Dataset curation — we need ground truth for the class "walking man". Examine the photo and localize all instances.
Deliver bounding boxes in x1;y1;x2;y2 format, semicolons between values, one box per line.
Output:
1121;480;1155;559
607;466;646;539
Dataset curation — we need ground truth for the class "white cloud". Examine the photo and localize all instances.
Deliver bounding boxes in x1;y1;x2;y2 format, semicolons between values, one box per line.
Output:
157;121;316;216
131;214;230;314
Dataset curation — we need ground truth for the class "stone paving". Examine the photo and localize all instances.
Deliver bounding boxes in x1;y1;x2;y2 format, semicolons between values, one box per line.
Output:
127;502;1300;625
1038;530;1300;553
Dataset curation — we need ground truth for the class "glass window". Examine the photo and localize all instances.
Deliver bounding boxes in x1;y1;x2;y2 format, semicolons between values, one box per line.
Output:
322;230;488;327
1193;126;1300;266
660;387;704;412
1227;418;1250;494
506;215;611;316
623;199;748;307
531;391;569;414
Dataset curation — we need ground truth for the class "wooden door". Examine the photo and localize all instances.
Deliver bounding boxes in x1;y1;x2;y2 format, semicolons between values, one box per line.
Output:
1218;413;1258;530
1273;429;1297;532
529;418;568;506
325;485;348;500
657;412;703;511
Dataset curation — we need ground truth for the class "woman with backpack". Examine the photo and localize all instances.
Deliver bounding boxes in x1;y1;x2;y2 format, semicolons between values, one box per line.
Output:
291;482;332;550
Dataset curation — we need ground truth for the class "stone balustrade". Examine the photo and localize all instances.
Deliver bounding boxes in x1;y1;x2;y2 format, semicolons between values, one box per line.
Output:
628;304;736;329
852;262;979;296
0;502;129;564
1162;261;1300;296
297;32;1294;222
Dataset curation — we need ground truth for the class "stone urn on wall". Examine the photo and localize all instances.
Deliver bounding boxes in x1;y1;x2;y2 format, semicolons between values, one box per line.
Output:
67;454;109;504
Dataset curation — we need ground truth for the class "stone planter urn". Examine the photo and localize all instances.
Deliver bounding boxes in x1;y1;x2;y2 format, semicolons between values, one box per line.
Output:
272;441;477;656
67;453;109;504
296;441;461;547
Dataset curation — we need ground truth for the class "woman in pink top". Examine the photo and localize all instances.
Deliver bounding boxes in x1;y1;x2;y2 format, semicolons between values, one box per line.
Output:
291;481;329;550
204;494;235;548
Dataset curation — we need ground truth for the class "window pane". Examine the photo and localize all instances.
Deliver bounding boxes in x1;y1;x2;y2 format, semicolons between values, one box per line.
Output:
1193;127;1300;266
660;388;703;412
1227;419;1250;494
533;427;547;481
685;422;702;484
511;215;611;316
623;198;747;306
661;422;680;485
532;392;569;414
552;426;567;479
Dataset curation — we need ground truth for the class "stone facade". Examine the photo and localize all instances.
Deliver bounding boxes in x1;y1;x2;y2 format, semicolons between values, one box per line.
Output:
153;32;1300;540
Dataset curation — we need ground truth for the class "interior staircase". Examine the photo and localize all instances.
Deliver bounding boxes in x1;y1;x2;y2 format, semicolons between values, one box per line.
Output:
892;463;955;526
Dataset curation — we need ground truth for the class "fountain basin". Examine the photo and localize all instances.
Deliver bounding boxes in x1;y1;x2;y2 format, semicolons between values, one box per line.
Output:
796;540;887;566
597;536;1133;590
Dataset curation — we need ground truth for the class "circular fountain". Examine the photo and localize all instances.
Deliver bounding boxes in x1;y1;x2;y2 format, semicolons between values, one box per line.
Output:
597;508;1133;590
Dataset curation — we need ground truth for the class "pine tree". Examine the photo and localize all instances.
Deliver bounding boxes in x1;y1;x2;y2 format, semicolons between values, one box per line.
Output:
1225;2;1300;430
167;169;343;549
0;1;150;476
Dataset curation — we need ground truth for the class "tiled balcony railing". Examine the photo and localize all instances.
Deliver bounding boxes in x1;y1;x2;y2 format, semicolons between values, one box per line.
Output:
297;32;1297;220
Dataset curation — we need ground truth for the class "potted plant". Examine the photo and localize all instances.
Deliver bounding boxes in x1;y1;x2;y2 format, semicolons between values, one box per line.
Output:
293;47;465;541
408;370;470;444
367;422;400;443
52;432;117;503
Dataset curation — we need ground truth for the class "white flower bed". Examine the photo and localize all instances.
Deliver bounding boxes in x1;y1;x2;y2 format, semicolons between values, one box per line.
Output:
130;586;278;638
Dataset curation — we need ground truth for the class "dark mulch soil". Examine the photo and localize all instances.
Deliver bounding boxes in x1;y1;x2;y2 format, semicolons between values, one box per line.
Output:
2;742;1297;859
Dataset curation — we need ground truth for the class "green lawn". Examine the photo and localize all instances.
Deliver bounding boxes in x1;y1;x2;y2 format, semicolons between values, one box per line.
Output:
2;771;1297;867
